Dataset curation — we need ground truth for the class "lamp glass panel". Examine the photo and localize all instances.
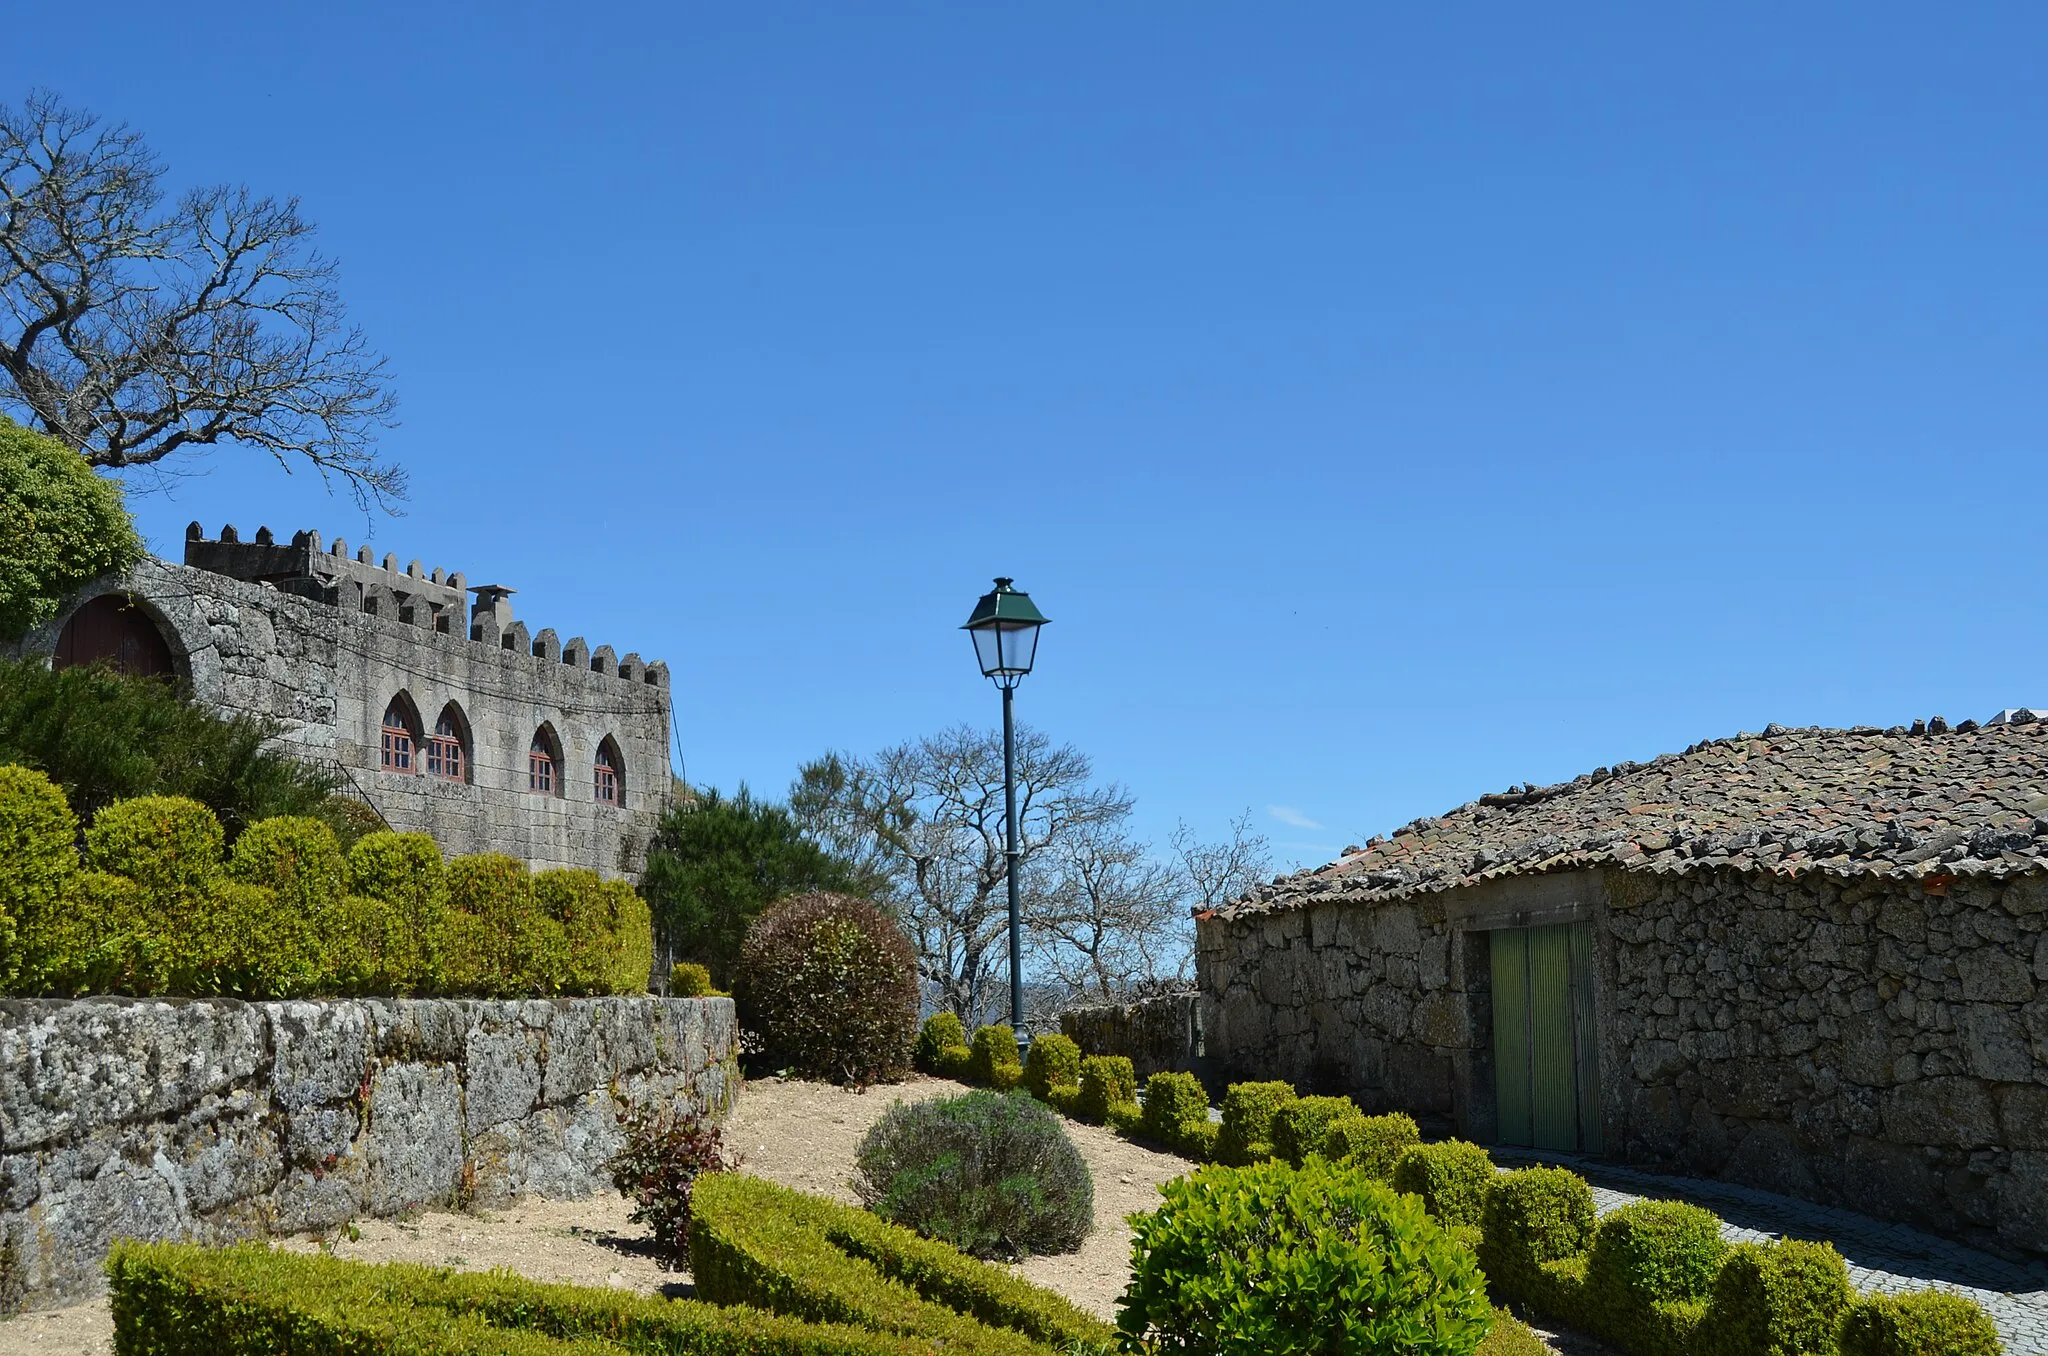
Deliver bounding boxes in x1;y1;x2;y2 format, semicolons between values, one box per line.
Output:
998;622;1040;674
971;626;1005;676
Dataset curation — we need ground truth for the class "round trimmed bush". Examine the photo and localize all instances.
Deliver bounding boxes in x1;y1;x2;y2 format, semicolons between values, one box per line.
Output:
1701;1238;1854;1356
228;815;343;917
1118;1156;1493;1355
168;879;319;997
736;891;918;1085
84;794;223;901
443;853;565;996
1271;1094;1359;1167
1076;1054;1137;1124
1215;1080;1296;1165
853;1089;1093;1259
535;867;615;995
600;878;654;995
1392;1140;1497;1229
1023;1031;1081;1099
0;764;79;987
914;1011;966;1072
346;831;446;989
1840;1290;2003;1356
17;869;159;996
1322;1111;1420;1180
969;1023;1023;1087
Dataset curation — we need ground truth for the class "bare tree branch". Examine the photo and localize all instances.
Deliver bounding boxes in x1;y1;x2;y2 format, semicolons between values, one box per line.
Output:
0;90;401;506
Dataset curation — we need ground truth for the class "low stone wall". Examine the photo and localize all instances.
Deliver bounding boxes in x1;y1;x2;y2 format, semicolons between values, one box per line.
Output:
0;995;737;1308
1060;994;1205;1082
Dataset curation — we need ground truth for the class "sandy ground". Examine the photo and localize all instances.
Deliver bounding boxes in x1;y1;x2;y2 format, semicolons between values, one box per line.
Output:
0;1075;1573;1355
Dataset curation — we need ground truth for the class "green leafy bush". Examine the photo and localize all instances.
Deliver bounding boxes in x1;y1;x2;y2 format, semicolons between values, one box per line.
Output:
0;659;338;833
344;830;446;990
1105;1100;1145;1136
0;763;78;986
1391;1141;1497;1230
1075;1055;1136;1125
1141;1071;1213;1156
1321;1111;1421;1179
226;814;343;918
968;1024;1023;1085
1839;1290;2004;1356
605;1098;734;1268
1117;1156;1494;1355
597;877;653;994
167;878;319;997
1475;1167;1595;1323
854;1089;1093;1259
671;960;718;996
916;1011;967;1073
16;869;161;996
1584;1199;1725;1352
1478;1308;1553;1356
109;1237;962;1356
1699;1238;1855;1356
534;868;650;995
443;853;565;996
83;793;223;903
323;892;417;995
938;1045;975;1081
692;1170;1111;1353
0;416;142;642
736;892;920;1086
1022;1032;1081;1100
1270;1094;1358;1167
1214;1080;1297;1165
1044;1083;1081;1117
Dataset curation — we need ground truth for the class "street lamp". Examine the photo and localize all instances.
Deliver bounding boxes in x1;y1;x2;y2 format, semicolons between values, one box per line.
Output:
962;577;1050;1053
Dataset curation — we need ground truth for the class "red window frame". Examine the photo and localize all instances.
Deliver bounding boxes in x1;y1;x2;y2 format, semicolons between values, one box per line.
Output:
381;706;415;772
426;713;464;781
594;753;619;805
529;739;556;793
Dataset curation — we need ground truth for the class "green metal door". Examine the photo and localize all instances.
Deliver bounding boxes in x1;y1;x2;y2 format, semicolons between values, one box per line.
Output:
1490;921;1600;1152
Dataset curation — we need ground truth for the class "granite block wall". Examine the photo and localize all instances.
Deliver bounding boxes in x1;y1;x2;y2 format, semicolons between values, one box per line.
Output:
0;995;737;1308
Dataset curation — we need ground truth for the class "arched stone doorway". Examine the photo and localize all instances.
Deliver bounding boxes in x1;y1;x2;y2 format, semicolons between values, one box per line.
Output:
53;594;178;678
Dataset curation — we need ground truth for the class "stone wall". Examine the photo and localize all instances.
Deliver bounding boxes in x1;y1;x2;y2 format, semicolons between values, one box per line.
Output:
10;550;670;879
0;995;737;1308
1195;864;2048;1259
1059;993;1206;1082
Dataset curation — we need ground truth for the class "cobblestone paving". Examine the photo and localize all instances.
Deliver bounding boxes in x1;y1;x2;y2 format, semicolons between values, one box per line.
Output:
1496;1151;2048;1355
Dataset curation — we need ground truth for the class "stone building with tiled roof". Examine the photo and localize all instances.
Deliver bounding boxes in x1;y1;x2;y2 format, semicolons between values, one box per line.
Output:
1195;713;2048;1259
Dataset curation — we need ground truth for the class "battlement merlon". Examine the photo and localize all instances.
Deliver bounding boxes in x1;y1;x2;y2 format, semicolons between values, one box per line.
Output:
182;523;669;689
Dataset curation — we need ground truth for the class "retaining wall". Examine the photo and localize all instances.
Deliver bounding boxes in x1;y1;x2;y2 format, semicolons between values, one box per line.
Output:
0;995;737;1308
1059;993;1206;1082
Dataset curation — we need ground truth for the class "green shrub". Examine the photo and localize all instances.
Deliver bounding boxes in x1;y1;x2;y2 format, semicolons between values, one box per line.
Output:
671;960;718;996
1477;1167;1596;1316
606;1098;734;1267
1839;1290;2004;1356
16;869;162;996
323;892;417;995
108;1237;958;1355
226;814;343;918
166;878;319;997
692;1170;1111;1353
1043;1083;1081;1117
0;763;78;987
1478;1307;1552;1356
937;1045;975;1081
1117;1156;1493;1355
1105;1100;1145;1136
0;417;143;641
83;794;223;902
968;1024;1022;1085
1075;1055;1137;1125
345;830;445;989
1022;1032;1081;1100
1392;1140;1497;1229
736;892;920;1086
1270;1094;1357;1167
599;878;653;994
1700;1238;1855;1356
1321;1110;1421;1179
442;853;565;997
1214;1079;1296;1165
0;657;338;833
854;1089;1093;1260
533;867;625;995
1585;1199;1726;1352
1141;1070;1212;1153
916;1011;967;1073
1178;1119;1221;1160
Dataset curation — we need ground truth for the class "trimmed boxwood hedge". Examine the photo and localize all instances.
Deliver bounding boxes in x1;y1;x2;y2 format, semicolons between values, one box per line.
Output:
1214;1079;1296;1165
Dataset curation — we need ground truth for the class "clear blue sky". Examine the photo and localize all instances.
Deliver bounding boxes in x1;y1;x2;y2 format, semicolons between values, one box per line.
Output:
14;5;2047;867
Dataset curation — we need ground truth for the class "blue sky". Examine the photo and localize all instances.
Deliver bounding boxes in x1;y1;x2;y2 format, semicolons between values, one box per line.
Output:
13;5;2048;867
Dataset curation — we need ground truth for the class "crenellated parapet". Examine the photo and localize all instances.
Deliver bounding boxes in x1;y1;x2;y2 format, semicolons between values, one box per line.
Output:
183;523;668;688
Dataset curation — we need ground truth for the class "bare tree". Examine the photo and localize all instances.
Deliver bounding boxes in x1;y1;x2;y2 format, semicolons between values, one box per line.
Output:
0;91;400;504
1028;819;1185;1003
791;724;1132;1022
1171;809;1272;914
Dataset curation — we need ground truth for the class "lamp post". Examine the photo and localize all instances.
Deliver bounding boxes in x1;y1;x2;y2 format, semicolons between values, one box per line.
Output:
962;577;1050;1055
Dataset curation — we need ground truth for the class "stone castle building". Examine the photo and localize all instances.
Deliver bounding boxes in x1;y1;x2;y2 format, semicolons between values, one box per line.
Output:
1196;715;2048;1259
10;522;670;878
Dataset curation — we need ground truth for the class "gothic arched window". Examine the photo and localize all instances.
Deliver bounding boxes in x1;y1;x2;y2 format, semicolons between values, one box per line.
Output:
380;697;420;772
529;725;562;795
594;739;622;806
426;704;469;782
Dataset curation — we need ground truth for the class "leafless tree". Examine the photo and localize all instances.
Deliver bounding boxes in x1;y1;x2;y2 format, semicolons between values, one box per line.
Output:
1171;809;1273;914
0;91;400;504
1028;819;1185;1002
790;724;1132;1022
